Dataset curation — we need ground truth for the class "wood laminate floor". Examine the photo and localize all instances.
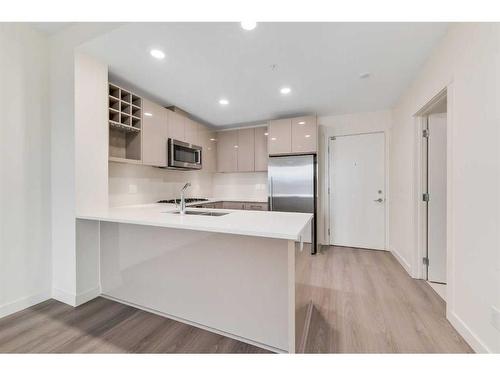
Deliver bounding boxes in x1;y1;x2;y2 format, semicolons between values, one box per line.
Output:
0;297;269;353
0;246;473;354
304;246;473;353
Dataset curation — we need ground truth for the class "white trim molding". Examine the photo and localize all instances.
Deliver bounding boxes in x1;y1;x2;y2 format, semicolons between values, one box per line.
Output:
448;311;490;353
0;291;51;319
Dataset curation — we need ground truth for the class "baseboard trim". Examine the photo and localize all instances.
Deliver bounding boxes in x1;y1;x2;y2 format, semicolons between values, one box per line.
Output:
101;294;285;353
448;311;490;353
390;248;413;276
75;287;100;306
297;300;313;353
0;291;51;319
52;288;76;306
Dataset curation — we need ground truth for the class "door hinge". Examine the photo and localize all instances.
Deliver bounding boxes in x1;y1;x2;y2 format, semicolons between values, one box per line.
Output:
328;228;330;236
423;257;429;266
422;129;429;138
422;193;430;202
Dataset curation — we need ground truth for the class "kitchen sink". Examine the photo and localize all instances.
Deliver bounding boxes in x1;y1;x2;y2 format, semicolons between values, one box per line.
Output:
170;210;229;216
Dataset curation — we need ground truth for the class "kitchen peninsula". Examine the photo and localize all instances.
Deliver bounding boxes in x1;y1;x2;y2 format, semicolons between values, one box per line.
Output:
76;203;313;353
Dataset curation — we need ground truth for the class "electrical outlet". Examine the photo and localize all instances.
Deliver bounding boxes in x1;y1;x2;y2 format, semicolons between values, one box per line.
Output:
491;306;500;331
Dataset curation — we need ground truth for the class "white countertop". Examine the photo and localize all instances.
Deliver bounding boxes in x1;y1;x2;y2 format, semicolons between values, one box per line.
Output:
76;203;313;241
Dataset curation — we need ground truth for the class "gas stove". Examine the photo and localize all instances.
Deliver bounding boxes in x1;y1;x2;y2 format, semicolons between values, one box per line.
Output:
158;198;209;204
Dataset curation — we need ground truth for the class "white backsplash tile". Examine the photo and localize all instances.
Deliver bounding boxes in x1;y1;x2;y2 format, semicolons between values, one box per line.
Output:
108;162;213;207
212;172;268;202
109;163;268;206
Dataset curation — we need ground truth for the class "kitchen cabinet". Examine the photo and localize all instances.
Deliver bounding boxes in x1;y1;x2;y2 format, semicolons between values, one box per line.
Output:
108;83;142;163
167;109;185;141
198;125;217;173
268;118;292;155
268;116;317;155
237;128;255;172
184;117;199;145
244;202;268;211
254;126;268;171
222;201;246;210
216;130;238;172
142;98;168;167
216;126;268;173
292;116;317;153
196;201;268;211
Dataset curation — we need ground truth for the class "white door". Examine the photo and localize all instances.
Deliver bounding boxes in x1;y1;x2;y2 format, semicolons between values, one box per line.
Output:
427;113;447;283
329;132;385;250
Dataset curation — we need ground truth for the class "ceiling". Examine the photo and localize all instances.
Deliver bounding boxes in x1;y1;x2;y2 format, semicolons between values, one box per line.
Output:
79;22;449;127
30;22;73;35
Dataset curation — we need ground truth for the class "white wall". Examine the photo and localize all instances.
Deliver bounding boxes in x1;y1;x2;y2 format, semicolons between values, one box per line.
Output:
108;162;214;206
212;172;268;201
0;24;51;317
317;110;392;245
49;23;122;305
390;23;500;353
74;52;108;213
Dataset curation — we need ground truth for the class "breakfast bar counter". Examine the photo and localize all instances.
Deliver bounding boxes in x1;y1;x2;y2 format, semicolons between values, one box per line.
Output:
76;204;314;353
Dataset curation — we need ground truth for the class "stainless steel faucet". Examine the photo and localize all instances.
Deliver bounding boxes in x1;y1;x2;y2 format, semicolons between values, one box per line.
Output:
179;182;191;214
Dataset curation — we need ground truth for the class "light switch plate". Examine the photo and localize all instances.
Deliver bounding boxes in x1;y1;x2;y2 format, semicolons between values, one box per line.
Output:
491;306;500;331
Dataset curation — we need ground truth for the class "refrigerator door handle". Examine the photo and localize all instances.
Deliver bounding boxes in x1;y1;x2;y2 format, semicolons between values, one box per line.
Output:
269;177;274;211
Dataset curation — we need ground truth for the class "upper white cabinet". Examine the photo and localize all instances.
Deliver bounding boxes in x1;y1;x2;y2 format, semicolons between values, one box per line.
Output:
198;125;217;173
108;83;143;163
236;128;255;172
217;130;238;172
254;126;268;171
184;117;199;145
291;116;317;154
167;109;185;141
216;126;268;173
142;99;168;167
268;118;292;155
268;116;317;155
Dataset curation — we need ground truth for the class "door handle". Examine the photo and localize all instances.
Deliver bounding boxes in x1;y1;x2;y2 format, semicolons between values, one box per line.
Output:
374;198;384;203
269;177;274;211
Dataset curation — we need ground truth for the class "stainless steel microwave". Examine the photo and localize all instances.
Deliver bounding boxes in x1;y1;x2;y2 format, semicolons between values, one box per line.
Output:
168;138;202;170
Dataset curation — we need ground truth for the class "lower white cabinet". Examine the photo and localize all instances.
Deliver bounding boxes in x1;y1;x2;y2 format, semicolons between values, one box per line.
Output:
222;201;246;210
244;202;268;211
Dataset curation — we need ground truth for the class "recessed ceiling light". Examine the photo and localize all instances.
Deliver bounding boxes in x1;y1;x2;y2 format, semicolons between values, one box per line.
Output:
209;138;216;141
144;112;153;117
298;121;305;125
219;99;229;105
150;49;165;59
271;137;277;141
264;132;269;136
280;87;291;95
240;21;257;31
359;72;371;79
305;134;311;138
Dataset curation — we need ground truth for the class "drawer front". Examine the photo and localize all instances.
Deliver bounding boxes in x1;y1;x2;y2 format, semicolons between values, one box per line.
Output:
201;203;216;209
244;202;268;211
222;201;246;210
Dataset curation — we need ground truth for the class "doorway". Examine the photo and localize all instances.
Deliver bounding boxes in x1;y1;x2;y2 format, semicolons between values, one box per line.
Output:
419;93;448;297
328;132;386;250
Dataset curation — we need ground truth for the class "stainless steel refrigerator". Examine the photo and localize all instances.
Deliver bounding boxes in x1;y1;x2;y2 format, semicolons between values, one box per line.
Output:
268;154;318;254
